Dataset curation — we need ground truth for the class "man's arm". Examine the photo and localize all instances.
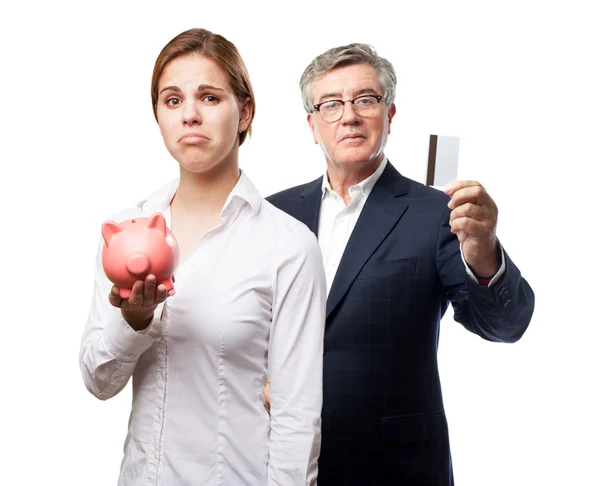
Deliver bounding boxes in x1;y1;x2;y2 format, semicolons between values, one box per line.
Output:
437;207;535;343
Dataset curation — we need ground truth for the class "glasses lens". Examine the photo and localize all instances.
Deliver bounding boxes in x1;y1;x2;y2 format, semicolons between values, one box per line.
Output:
320;100;343;122
354;96;379;116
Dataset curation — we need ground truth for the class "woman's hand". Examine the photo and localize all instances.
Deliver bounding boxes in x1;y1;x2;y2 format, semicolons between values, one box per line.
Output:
108;274;175;331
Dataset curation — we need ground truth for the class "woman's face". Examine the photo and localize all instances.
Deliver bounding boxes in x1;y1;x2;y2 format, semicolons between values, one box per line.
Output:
156;54;251;174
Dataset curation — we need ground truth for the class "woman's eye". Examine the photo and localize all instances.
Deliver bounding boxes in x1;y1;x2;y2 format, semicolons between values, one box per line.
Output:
165;98;181;106
203;95;219;103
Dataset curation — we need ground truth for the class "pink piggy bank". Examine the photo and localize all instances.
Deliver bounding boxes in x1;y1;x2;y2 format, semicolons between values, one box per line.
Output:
101;212;179;299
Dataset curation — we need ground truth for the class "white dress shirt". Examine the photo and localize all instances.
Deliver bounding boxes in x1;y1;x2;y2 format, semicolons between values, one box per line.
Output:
318;157;388;293
317;158;505;292
80;171;326;486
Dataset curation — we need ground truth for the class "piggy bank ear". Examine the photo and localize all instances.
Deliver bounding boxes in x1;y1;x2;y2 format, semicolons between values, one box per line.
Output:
148;212;167;236
101;221;122;245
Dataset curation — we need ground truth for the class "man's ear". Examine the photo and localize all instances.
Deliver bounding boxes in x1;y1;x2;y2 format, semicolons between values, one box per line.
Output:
387;103;396;134
307;113;318;144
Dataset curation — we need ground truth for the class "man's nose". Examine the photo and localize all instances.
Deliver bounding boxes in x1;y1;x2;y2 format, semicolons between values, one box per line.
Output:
339;100;360;125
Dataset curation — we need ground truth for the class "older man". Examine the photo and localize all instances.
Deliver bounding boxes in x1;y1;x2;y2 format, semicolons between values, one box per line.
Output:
266;44;535;485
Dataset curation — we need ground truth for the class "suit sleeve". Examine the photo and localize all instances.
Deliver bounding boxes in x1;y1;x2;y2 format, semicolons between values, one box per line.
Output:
436;207;535;343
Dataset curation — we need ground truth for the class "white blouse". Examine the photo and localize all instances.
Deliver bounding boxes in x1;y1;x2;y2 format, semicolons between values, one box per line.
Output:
80;171;326;485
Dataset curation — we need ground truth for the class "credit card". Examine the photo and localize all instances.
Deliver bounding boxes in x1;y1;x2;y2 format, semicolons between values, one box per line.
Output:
426;135;460;188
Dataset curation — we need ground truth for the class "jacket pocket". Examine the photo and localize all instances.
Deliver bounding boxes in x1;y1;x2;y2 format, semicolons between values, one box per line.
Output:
357;257;416;280
381;410;448;444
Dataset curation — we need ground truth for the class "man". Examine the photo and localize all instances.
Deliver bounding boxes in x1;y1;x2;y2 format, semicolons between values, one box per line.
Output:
265;43;535;485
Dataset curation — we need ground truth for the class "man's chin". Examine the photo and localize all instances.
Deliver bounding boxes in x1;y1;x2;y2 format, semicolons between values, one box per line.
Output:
333;150;376;166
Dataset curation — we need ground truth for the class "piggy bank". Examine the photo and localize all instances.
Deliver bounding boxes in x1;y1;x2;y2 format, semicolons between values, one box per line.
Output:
101;212;179;299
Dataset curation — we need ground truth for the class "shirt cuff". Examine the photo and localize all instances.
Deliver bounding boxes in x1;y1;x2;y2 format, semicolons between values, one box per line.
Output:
460;243;506;287
102;311;156;362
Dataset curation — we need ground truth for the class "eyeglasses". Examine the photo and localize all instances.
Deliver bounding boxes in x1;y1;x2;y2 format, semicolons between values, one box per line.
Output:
312;94;384;122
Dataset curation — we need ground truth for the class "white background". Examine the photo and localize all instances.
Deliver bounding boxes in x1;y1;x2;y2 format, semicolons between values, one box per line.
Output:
1;1;599;484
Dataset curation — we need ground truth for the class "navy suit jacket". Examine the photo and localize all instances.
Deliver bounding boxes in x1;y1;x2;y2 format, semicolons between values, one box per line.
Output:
267;161;535;486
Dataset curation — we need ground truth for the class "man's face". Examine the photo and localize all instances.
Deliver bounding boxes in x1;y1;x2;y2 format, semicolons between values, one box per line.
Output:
308;63;396;168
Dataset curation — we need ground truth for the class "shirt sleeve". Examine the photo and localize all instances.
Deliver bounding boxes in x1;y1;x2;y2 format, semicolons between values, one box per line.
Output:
79;237;158;400
460;241;507;287
267;224;327;486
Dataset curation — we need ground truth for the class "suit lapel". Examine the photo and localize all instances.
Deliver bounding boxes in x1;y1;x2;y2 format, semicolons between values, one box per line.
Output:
326;163;410;319
289;177;323;235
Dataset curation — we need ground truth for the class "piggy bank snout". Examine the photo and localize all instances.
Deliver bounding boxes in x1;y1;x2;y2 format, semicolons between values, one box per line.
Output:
126;253;151;276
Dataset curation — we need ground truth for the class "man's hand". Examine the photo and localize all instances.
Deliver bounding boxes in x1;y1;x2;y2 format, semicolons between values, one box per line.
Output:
445;180;500;278
108;274;175;331
263;379;271;414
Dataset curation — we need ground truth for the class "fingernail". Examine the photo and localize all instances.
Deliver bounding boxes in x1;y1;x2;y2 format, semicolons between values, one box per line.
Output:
112;287;119;294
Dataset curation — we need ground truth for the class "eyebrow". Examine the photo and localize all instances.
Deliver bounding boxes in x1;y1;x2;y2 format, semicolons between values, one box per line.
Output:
158;84;226;95
317;87;379;103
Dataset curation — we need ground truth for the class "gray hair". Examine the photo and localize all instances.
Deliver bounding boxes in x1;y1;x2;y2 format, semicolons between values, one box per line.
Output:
299;43;397;113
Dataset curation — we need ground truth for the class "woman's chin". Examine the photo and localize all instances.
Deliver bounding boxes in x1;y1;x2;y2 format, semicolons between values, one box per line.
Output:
179;157;235;177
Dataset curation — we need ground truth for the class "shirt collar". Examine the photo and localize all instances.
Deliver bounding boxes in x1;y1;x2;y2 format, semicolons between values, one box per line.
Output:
321;158;388;200
221;170;262;217
137;170;262;217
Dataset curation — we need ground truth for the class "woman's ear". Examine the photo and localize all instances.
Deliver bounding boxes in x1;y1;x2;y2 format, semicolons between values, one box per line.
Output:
238;97;253;134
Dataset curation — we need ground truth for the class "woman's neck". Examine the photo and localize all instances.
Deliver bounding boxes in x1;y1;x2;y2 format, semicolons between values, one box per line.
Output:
171;158;240;216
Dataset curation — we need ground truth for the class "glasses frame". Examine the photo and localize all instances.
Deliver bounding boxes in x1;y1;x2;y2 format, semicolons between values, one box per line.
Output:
312;94;384;122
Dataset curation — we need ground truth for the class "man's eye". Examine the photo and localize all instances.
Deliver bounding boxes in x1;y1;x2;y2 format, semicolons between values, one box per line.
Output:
322;101;340;110
357;97;374;105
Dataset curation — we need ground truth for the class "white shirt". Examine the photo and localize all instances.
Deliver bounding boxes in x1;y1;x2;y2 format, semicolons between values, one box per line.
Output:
80;171;326;486
317;158;505;292
318;157;388;293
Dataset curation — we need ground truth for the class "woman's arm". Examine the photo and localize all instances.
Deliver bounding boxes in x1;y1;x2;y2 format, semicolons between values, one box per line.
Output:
267;223;326;486
79;239;158;400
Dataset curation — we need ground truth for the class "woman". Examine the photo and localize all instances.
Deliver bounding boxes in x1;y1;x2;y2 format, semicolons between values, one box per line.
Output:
79;28;326;485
